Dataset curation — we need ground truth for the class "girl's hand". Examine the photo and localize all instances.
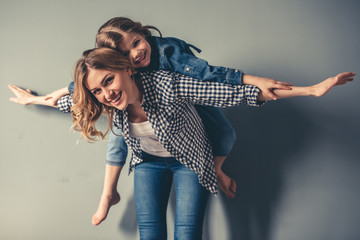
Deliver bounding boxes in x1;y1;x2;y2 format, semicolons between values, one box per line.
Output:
311;72;355;97
243;75;293;100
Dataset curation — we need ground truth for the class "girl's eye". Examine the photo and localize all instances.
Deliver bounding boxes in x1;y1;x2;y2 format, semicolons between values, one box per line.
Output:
93;89;101;95
134;40;140;47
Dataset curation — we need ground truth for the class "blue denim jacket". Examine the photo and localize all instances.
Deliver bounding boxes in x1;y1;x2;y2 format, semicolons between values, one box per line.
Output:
68;36;244;92
68;36;244;166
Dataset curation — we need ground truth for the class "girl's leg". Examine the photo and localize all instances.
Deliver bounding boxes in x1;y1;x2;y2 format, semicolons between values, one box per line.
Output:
171;160;210;240
194;105;237;198
134;154;173;240
194;105;236;156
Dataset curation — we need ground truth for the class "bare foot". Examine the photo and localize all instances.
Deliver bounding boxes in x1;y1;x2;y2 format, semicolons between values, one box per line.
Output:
216;169;236;198
312;72;355;97
92;191;121;226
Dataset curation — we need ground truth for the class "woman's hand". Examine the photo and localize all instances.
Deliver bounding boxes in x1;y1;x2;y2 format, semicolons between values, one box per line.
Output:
243;74;293;100
214;156;236;198
8;84;69;108
216;169;236;198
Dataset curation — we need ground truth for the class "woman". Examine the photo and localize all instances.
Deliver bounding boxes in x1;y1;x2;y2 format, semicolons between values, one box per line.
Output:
65;47;354;239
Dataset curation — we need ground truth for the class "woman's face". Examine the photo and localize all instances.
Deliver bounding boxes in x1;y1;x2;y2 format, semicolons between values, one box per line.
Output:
118;32;152;69
86;68;137;110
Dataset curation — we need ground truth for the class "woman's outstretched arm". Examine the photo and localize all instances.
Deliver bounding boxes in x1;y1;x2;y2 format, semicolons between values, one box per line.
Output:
255;72;355;101
8;84;69;107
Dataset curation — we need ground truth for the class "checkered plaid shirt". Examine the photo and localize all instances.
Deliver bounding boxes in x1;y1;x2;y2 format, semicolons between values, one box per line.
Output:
57;70;263;194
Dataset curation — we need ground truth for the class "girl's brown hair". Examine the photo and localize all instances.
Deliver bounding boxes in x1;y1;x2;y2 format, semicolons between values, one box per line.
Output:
95;17;162;50
71;47;135;142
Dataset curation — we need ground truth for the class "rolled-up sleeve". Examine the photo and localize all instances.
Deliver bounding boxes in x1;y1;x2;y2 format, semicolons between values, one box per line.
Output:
172;72;265;108
106;127;128;167
57;94;73;113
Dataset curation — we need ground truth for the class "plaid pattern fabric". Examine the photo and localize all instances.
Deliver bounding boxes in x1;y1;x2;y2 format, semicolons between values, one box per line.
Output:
113;70;263;194
57;70;263;194
57;94;73;113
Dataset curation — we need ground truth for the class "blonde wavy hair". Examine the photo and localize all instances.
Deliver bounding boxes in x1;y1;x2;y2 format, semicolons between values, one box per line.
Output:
95;17;162;50
71;47;135;142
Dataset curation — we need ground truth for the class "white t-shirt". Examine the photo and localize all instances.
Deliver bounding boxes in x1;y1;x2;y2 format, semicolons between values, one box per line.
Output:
128;121;172;157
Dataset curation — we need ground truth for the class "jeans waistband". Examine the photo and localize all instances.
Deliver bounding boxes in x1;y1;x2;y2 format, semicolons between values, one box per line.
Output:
141;151;174;162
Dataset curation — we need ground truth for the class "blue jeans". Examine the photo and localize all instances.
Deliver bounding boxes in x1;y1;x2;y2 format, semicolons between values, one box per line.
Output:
134;152;209;240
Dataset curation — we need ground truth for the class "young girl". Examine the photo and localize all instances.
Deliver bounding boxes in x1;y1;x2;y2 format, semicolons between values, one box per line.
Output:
8;17;292;201
68;47;353;239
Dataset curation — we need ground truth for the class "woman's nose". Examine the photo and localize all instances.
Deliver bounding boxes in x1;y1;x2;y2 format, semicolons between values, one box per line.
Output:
104;89;113;101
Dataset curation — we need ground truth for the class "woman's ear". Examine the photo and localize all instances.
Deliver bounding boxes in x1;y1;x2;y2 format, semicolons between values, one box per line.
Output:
127;68;133;77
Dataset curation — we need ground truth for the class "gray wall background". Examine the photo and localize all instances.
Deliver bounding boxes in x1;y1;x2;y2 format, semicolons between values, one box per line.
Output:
1;0;359;239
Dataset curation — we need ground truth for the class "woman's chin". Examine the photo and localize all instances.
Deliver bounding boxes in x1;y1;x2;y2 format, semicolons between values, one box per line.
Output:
112;103;127;111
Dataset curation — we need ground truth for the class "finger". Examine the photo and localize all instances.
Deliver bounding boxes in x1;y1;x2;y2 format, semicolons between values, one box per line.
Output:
230;179;237;194
265;90;277;100
8;84;27;96
276;81;293;86
8;86;22;97
337;77;354;85
8;84;23;91
26;89;32;94
275;83;293;90
337;72;356;79
9;97;18;103
225;188;235;199
336;79;353;86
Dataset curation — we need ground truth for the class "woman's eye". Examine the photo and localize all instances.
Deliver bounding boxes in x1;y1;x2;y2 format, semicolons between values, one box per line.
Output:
134;40;140;47
93;89;100;95
105;77;114;85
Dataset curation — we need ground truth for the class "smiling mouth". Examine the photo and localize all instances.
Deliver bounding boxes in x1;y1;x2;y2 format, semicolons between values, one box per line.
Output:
111;92;122;104
135;51;147;64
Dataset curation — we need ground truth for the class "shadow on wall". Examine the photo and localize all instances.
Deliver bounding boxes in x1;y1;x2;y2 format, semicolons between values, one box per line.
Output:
112;100;317;240
213;101;316;240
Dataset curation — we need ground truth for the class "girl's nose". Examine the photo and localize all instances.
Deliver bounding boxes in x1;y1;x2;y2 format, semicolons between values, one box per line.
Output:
132;49;141;59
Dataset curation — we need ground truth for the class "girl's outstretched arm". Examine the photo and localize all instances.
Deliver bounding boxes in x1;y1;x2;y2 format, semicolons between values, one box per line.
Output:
8;84;69;108
256;72;355;101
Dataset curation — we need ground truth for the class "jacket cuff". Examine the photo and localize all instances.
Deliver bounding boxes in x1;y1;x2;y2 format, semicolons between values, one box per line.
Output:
225;68;244;85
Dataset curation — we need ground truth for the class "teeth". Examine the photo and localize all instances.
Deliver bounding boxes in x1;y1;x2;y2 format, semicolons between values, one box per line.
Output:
111;93;121;103
135;51;146;64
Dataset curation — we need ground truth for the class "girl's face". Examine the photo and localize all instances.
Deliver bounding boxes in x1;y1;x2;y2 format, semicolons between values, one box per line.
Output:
118;32;152;69
86;68;138;110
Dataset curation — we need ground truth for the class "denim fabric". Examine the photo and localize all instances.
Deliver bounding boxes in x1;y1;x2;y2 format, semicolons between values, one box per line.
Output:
105;127;127;166
148;36;244;85
67;36;244;92
68;81;74;93
134;152;209;240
